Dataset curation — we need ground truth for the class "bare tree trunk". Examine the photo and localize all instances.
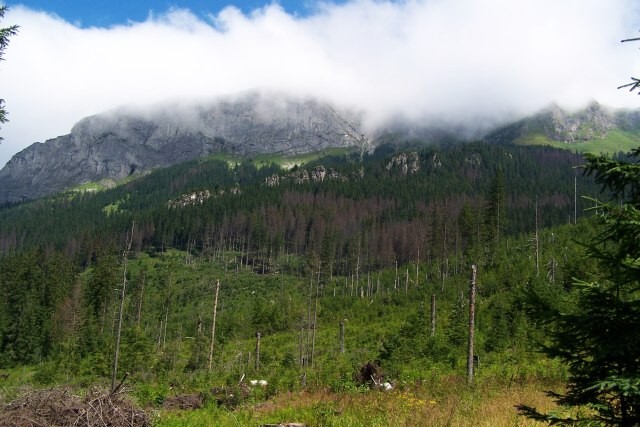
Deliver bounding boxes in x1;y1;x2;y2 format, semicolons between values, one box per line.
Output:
430;293;436;337
574;173;577;225
208;279;221;372
311;264;320;368
405;268;409;295
416;249;420;289
535;200;540;277
112;222;134;393
355;255;360;294
350;274;354;297
467;265;477;385
394;260;398;291
299;326;304;367
157;319;163;349
306;277;313;366
443;221;448;280
163;307;168;349
255;331;261;371
136;272;145;329
340;320;345;354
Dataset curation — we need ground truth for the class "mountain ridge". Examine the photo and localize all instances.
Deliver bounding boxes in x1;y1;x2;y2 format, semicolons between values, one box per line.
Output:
0;93;370;203
3;98;640;203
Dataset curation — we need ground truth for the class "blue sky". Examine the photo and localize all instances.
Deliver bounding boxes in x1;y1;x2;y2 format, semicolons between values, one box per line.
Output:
1;0;639;167
6;0;317;26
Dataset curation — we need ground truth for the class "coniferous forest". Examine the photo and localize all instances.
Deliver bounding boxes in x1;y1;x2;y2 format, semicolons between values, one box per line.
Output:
0;140;637;426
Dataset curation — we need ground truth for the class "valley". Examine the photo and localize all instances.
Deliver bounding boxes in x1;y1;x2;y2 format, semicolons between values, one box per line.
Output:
0;136;615;425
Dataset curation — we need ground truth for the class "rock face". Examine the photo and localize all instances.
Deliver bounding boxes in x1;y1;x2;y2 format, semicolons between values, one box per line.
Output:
0;93;369;203
538;102;615;142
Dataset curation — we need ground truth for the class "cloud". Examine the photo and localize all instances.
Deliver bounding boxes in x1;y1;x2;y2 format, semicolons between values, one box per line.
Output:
1;0;639;166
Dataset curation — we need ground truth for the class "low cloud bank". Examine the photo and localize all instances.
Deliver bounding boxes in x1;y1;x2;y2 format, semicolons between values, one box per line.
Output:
1;0;639;166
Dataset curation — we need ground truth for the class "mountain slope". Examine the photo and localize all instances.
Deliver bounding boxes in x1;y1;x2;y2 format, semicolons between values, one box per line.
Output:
0;93;369;203
485;102;640;153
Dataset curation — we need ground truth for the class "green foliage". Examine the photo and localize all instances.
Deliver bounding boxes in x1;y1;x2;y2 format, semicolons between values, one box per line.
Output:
0;250;75;366
521;147;640;425
0;6;18;139
484;168;507;247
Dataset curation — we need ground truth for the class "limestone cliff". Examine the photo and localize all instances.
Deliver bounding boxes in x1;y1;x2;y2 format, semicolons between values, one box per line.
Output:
0;93;369;202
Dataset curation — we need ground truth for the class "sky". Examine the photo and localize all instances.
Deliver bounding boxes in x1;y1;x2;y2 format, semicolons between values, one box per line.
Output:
0;0;640;167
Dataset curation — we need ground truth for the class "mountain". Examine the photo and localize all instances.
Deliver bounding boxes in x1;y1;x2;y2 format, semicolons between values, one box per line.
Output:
4;97;640;204
0;93;370;203
485;101;640;151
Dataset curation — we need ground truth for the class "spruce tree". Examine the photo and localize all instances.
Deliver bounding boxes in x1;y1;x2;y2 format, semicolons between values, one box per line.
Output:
0;6;18;140
484;168;506;263
520;148;640;425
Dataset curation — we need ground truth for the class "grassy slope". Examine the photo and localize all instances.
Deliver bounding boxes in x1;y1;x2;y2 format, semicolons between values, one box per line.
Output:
155;378;563;426
514;129;640;155
62;147;357;196
210;147;357;169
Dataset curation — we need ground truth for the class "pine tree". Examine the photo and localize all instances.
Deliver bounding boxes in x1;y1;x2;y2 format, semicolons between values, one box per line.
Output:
520;148;640;425
483;168;506;263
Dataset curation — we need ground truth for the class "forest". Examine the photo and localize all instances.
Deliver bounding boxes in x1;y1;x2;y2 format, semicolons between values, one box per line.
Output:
0;140;636;426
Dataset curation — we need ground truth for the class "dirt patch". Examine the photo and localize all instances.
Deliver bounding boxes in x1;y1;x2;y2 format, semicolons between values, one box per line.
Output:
0;386;149;427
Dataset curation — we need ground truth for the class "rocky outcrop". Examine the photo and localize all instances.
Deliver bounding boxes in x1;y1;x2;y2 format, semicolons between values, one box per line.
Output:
386;152;420;175
264;164;355;187
290;165;330;183
0;93;370;203
167;185;242;208
167;190;212;208
539;102;615;142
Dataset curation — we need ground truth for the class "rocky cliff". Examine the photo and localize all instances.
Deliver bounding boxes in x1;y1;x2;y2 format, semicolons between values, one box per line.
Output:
0;93;369;203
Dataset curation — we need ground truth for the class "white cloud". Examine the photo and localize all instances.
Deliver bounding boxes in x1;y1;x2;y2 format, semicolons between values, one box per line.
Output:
1;0;639;166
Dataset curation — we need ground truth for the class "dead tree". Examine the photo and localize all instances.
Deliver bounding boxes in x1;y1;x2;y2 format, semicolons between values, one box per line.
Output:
467;265;477;385
255;332;261;371
207;279;221;372
311;263;321;368
112;222;134;393
535;200;540;277
430;294;436;337
340;320;345;354
135;272;145;329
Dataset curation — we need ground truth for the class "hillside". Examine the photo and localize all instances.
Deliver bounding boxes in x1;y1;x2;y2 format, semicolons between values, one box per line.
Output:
0;142;597;256
2;137;635;425
0;140;612;425
485;101;640;154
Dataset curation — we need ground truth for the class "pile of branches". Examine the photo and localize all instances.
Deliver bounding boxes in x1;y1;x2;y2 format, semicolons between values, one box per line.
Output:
0;386;149;427
162;393;204;410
